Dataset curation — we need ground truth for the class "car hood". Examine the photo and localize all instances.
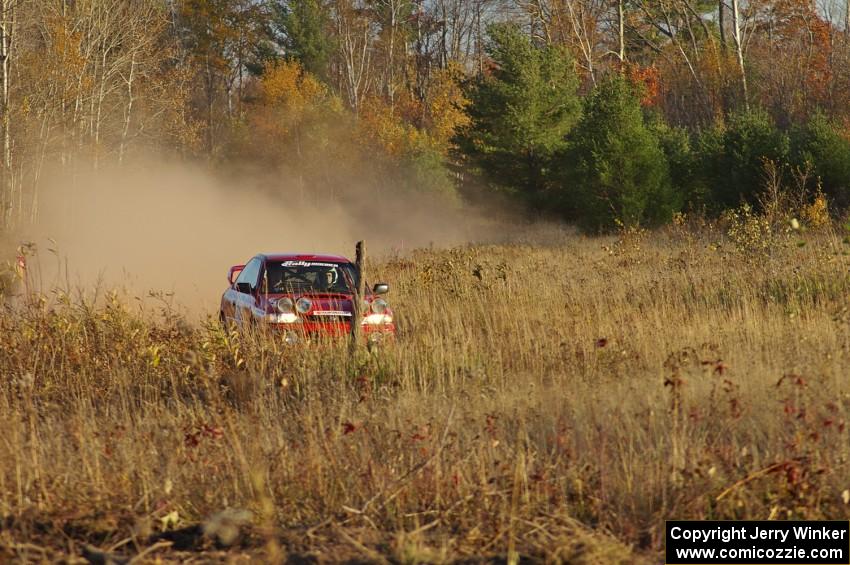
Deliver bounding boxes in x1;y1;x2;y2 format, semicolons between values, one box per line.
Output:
266;292;355;314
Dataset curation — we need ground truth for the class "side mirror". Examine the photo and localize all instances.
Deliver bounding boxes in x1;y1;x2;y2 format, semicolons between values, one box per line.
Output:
372;283;389;295
235;282;253;294
228;265;245;284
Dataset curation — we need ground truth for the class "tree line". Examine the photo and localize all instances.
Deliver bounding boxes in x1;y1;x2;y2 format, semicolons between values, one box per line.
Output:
1;0;849;231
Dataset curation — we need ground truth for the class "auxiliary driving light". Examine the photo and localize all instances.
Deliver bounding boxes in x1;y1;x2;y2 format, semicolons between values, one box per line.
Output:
276;297;294;313
295;297;312;314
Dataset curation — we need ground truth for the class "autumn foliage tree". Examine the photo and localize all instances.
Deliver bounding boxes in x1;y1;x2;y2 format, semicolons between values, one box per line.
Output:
231;58;461;203
179;0;273;153
748;0;835;126
5;0;850;233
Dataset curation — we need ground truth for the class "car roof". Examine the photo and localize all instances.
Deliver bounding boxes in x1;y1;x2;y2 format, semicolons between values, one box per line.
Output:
261;253;353;263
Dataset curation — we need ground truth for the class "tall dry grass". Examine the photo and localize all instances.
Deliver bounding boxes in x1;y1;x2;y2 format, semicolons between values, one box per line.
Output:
2;220;850;562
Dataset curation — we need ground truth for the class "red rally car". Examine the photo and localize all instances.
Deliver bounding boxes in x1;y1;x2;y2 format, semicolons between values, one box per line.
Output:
219;253;395;344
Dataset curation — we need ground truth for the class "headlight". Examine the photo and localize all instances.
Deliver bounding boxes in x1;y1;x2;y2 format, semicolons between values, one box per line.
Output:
266;312;298;323
276;298;294;313
295;297;312;314
370;298;388;314
362;313;392;325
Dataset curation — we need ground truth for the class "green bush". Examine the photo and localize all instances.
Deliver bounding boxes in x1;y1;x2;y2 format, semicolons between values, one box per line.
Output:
562;77;678;231
650;118;707;211
702;110;789;209
791;113;850;209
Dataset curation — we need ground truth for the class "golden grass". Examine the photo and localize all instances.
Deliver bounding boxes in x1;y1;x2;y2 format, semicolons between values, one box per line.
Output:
2;223;850;562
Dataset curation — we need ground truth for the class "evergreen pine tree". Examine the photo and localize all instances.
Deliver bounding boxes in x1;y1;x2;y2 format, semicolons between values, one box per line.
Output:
273;0;334;82
461;23;580;199
565;77;678;231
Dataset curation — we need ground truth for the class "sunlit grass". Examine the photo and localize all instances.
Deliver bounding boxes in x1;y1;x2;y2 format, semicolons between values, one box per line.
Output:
2;223;850;562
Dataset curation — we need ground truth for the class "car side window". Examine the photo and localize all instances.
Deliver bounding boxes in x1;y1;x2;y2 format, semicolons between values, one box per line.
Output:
235;258;261;291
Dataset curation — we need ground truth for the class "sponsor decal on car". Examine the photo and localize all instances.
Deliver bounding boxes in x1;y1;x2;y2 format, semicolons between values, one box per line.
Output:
312;311;352;317
281;261;340;268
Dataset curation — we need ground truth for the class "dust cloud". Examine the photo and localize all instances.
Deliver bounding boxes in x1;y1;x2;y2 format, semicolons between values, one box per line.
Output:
18;158;515;318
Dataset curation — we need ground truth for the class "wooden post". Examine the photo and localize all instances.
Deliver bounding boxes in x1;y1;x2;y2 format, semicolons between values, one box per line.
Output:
350;240;365;351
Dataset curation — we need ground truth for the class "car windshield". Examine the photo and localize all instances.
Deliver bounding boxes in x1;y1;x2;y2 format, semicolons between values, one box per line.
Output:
264;260;357;294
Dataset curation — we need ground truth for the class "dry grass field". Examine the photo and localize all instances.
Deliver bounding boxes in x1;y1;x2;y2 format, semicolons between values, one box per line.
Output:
2;219;850;563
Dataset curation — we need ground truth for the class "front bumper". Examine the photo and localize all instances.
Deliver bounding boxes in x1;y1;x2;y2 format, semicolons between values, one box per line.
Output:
267;320;396;343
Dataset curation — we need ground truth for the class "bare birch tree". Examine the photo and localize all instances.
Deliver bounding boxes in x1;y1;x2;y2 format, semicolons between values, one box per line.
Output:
730;0;748;109
0;0;15;228
333;0;375;113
